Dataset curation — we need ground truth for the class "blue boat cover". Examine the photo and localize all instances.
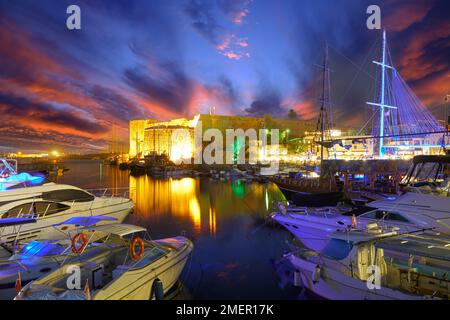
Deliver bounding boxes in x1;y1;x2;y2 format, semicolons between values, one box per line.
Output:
0;172;45;191
0;217;37;227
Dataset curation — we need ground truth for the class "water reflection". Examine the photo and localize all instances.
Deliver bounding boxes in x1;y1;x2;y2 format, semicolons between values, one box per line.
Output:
129;176;202;232
128;176;283;238
56;160;303;299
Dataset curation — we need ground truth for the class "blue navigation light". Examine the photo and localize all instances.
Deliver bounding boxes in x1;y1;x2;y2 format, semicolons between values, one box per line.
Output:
387;196;396;200
20;240;66;257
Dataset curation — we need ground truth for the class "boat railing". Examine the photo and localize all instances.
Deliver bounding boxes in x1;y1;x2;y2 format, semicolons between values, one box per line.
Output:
85;187;136;199
272;200;335;218
82;187;136;210
0;158;18;176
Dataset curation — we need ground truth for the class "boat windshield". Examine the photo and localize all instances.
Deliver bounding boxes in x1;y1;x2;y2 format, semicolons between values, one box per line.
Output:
403;161;448;185
132;245;169;269
360;210;410;223
19;240;68;257
321;239;353;260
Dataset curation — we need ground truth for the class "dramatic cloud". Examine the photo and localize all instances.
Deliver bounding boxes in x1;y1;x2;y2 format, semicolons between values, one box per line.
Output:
185;0;251;60
217;0;252;25
185;0;224;45
216;34;250;60
0;0;449;152
124;62;193;116
388;0;450;109
383;0;435;32
245;87;285;117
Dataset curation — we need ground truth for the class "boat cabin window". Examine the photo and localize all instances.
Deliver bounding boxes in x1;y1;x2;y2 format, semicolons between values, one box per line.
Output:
3;201;70;218
321;239;353;260
35;202;71;216
19;240;68;257
361;210;410;223
42;189;94;203
3;203;33;218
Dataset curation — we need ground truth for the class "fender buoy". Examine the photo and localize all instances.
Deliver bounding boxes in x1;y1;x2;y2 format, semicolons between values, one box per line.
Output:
313;265;321;284
71;233;88;254
130;236;144;261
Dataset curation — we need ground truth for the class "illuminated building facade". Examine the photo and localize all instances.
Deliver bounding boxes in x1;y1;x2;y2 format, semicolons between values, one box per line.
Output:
303;130;445;161
129;114;316;162
303;130;375;161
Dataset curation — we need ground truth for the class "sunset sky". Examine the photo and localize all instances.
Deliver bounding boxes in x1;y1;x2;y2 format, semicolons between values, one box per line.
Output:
0;0;449;153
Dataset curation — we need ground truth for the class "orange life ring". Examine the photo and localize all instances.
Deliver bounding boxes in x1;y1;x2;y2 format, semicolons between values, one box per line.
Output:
130;236;144;261
71;233;88;254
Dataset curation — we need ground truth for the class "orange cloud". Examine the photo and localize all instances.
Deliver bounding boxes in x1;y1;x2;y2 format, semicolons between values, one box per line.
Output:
395;20;450;81
384;0;435;32
291;100;317;121
411;72;450;107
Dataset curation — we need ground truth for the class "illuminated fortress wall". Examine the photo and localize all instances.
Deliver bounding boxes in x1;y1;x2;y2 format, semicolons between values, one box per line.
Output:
144;118;196;161
197;114;316;136
129;119;156;158
129;114;316;159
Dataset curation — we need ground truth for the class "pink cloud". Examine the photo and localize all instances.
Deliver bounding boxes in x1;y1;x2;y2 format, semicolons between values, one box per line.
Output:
216;35;250;60
233;9;249;25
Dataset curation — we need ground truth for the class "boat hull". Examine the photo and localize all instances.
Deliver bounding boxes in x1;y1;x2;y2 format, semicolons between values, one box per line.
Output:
0;198;133;246
0;260;61;300
273;214;350;251
93;237;193;300
287;253;424;300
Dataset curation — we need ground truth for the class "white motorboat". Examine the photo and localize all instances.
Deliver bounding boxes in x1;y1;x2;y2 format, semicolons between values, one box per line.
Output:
272;192;450;251
286;224;450;300
0;183;133;249
0;216;117;300
15;223;193;300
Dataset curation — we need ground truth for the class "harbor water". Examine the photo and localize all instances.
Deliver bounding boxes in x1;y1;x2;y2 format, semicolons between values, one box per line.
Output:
53;160;310;299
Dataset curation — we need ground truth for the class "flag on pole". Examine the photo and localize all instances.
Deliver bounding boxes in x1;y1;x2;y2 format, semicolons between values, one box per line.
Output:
84;279;91;300
351;214;357;229
15;271;21;293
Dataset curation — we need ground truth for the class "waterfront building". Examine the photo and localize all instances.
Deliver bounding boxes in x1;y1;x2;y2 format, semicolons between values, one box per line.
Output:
129;114;316;162
303;129;444;161
303;130;375;161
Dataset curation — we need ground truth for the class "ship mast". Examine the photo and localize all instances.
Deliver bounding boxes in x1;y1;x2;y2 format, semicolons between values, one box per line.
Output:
316;43;332;168
378;30;387;158
367;30;397;159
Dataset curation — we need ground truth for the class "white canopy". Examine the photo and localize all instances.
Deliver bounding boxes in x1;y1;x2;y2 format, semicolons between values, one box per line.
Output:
81;223;146;237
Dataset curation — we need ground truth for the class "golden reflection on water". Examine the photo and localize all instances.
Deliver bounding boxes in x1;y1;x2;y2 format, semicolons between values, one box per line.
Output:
209;207;217;237
129;176;202;233
128;175;284;236
56;161;284;238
